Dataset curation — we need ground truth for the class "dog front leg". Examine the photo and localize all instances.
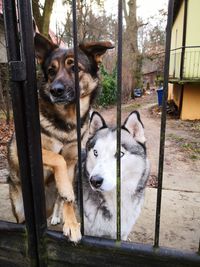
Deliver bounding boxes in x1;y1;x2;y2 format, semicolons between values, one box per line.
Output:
9;182;25;223
42;149;75;202
63;202;81;243
51;195;63;225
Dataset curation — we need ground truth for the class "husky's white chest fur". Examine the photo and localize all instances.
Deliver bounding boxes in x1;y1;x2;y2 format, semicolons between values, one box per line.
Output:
83;180;146;240
82;111;150;240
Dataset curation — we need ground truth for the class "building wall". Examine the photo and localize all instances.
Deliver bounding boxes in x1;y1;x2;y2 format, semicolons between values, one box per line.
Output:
0;22;7;63
181;83;200;120
168;83;174;100
185;0;200;46
184;0;200;78
168;83;182;108
169;1;185;78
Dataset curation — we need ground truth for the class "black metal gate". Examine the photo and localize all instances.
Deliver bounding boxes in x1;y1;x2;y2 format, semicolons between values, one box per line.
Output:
0;0;200;266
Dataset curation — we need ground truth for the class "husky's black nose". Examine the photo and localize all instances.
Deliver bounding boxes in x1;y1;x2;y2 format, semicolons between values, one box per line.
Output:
50;83;65;97
90;175;103;189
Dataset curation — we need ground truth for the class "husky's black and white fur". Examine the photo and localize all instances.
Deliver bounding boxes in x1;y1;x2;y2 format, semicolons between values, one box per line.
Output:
82;111;150;240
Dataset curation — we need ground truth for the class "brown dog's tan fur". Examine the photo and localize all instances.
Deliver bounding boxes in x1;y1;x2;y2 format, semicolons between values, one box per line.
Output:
8;31;114;242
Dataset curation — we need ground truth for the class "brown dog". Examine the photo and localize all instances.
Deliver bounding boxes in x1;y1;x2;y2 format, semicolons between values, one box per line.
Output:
8;31;114;242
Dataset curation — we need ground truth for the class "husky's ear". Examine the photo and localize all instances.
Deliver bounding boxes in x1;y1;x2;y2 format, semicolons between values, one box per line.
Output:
89;111;107;136
79;41;114;65
123;111;146;144
34;33;58;64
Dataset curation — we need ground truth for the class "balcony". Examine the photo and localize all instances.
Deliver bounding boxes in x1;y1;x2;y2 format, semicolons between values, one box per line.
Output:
169;46;200;82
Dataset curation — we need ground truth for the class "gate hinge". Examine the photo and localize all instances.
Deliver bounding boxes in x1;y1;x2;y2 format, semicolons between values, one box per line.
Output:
9;61;26;82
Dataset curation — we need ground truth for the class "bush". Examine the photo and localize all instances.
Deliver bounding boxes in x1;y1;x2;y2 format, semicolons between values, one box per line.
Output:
97;65;117;107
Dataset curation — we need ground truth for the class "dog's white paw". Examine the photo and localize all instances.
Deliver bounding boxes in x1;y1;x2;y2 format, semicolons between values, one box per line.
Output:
51;215;61;225
63;222;82;243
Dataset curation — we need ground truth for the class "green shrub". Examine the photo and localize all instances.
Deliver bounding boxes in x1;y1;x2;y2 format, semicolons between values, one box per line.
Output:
97;65;117;107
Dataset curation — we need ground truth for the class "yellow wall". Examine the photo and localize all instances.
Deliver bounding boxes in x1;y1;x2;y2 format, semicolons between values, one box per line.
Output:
169;1;185;78
185;0;200;46
181;84;200;120
168;0;200;120
184;0;200;78
168;83;182;108
168;83;174;100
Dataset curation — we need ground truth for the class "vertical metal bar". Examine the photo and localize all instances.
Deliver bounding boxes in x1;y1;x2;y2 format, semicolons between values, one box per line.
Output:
188;49;192;78
3;1;41;266
198;51;200;77
180;0;188;80
192;51;195;78
4;0;47;266
72;0;84;235
116;0;123;242
154;0;175;248
17;1;47;266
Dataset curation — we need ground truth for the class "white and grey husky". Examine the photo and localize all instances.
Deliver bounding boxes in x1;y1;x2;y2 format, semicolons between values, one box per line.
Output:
82;110;150;240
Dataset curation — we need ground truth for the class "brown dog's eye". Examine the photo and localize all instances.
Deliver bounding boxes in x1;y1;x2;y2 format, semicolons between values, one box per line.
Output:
66;58;74;65
48;68;56;76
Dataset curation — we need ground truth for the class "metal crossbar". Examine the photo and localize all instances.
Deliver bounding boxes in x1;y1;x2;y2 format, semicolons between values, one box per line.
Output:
0;0;200;266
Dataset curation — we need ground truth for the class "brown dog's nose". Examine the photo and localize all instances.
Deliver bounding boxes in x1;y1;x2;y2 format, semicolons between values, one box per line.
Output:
90;175;103;189
50;83;65;97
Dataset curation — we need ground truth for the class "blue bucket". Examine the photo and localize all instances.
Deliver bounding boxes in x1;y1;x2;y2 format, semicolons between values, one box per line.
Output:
157;87;163;106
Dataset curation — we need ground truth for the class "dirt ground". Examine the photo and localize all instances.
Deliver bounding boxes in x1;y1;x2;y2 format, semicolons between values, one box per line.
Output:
0;91;200;252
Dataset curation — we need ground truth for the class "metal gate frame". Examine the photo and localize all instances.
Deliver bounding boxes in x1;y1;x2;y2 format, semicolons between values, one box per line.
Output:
0;0;200;266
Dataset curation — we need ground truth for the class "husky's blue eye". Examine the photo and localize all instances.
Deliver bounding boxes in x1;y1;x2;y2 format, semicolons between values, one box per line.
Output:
93;149;98;157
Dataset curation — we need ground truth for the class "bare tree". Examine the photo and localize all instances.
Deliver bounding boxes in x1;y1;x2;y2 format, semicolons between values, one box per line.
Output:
60;0;116;44
32;0;55;37
122;0;139;99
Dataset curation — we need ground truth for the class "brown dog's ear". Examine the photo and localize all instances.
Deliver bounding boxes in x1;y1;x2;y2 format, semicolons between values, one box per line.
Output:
34;33;58;64
79;41;114;65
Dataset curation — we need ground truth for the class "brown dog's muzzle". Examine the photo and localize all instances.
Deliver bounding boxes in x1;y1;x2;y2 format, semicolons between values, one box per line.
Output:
50;82;75;104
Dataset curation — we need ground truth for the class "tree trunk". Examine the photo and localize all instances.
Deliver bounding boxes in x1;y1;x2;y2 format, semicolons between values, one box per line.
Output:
32;0;43;32
123;0;139;98
41;0;54;37
32;0;54;37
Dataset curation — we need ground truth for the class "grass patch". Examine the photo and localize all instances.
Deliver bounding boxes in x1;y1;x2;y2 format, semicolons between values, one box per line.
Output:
168;133;200;160
191;123;200;132
181;142;200;155
168;133;185;143
122;103;141;112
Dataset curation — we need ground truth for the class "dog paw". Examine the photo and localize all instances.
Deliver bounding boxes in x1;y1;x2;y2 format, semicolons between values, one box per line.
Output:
51;215;61;225
63;222;82;243
60;186;75;203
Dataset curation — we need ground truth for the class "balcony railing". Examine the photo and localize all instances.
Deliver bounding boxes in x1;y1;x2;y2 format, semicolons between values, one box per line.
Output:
169;46;200;81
